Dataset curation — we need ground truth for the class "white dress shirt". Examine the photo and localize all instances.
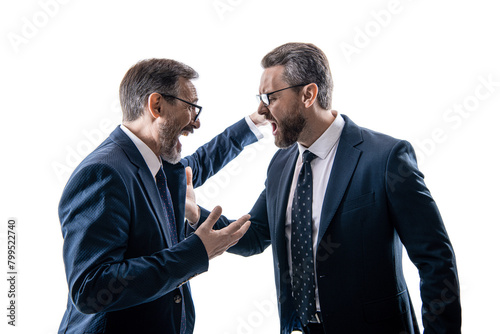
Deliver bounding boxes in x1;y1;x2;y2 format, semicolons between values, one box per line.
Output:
285;114;345;311
120;124;162;178
244;116;264;140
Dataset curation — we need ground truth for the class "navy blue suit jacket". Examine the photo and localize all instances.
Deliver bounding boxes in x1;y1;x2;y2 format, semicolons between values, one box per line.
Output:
202;115;461;333
58;119;258;334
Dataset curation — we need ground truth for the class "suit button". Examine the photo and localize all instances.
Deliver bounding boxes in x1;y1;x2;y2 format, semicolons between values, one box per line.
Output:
174;294;182;304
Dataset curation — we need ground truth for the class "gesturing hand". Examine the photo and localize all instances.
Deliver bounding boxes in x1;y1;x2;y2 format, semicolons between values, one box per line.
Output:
195;206;251;260
185;167;200;223
249;110;269;127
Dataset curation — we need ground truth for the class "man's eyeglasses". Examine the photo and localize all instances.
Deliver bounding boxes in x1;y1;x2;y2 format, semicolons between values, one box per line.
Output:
160;94;203;122
256;83;309;106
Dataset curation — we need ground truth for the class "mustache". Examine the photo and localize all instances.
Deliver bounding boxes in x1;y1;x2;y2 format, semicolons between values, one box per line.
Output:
265;114;276;123
180;126;195;136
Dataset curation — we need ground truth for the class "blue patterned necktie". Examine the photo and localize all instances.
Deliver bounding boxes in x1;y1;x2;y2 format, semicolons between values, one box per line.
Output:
155;166;179;244
155;166;186;334
291;150;317;325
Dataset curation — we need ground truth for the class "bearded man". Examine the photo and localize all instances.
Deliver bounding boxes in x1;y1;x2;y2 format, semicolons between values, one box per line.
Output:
58;58;266;334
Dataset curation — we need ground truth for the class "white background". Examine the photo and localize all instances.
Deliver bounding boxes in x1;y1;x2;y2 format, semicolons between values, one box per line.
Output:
1;0;499;333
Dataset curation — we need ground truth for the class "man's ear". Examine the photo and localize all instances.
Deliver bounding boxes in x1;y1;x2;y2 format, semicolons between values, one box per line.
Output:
302;83;319;108
147;93;163;119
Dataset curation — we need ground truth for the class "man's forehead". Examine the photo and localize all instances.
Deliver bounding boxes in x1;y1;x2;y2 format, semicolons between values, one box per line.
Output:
260;66;286;93
179;78;198;100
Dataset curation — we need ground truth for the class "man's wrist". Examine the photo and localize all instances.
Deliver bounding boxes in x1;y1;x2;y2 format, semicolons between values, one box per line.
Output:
244;116;264;140
187;206;201;228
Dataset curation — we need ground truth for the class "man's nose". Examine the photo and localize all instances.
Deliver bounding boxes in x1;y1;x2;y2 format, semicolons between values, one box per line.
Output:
257;101;268;115
191;117;200;129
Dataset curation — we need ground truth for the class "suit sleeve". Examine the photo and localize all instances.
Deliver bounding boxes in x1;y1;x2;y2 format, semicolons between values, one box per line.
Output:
181;118;259;187
195;147;286;256
196;188;272;257
59;163;208;314
194;146;284;256
385;140;461;333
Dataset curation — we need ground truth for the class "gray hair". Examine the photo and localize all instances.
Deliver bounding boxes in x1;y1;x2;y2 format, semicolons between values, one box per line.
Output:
261;43;333;110
119;58;199;122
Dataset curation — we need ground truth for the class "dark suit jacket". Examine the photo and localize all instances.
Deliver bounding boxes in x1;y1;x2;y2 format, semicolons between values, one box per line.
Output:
202;115;461;333
58;119;258;334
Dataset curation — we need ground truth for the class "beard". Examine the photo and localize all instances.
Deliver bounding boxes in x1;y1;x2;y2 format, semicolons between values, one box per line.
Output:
272;105;306;149
158;119;183;164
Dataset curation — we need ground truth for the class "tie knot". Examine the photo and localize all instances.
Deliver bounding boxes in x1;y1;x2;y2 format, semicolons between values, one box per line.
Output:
302;150;317;164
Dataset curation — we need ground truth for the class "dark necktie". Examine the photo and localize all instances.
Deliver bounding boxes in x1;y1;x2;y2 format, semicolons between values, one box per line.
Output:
155;166;186;334
291;150;317;325
155;166;179;244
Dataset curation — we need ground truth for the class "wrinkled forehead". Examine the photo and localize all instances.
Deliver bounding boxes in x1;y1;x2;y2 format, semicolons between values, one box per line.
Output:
259;65;286;94
178;77;198;102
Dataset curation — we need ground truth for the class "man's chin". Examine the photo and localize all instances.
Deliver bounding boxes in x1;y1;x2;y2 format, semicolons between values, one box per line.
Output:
161;147;181;164
161;154;181;164
274;133;296;149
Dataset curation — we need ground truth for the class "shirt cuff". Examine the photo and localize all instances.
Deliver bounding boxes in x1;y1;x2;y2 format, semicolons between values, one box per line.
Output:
186;206;201;228
244;115;264;140
187;219;199;229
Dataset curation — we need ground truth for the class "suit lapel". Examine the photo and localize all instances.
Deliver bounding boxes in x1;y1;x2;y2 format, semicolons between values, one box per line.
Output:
275;147;299;266
317;116;363;247
109;126;172;248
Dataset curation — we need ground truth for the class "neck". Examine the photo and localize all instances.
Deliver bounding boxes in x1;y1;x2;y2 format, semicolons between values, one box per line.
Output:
122;119;160;156
298;109;337;148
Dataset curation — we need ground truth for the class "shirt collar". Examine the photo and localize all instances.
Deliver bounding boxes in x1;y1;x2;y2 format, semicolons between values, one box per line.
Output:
120;124;162;178
297;114;345;161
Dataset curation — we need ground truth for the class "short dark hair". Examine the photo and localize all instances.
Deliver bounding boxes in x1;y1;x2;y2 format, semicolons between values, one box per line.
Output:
261;42;333;110
119;58;199;121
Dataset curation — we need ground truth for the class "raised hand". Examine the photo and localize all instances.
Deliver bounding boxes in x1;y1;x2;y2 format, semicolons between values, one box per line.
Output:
194;206;251;260
249;109;269;127
185;166;200;223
